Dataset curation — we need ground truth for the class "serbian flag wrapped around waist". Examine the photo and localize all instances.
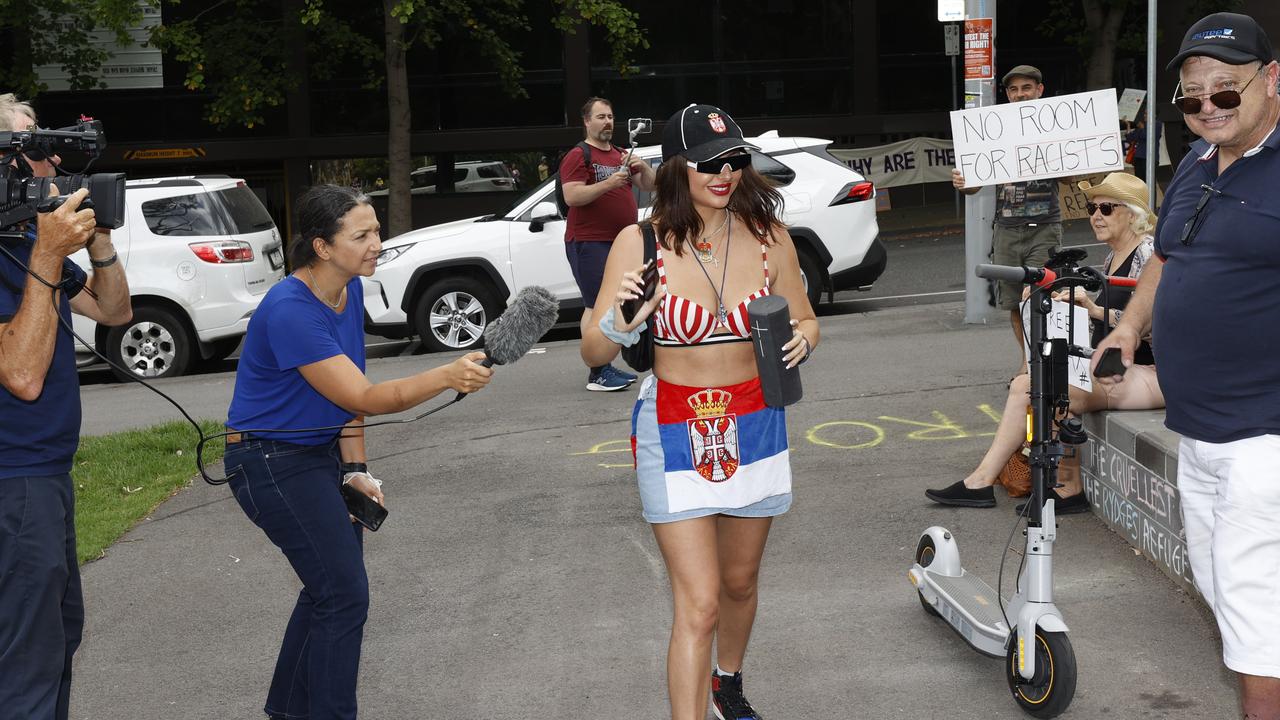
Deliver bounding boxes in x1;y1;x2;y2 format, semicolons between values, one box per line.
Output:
653;376;791;514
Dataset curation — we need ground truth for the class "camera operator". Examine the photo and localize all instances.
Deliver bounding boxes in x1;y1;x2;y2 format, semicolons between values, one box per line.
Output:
0;93;131;720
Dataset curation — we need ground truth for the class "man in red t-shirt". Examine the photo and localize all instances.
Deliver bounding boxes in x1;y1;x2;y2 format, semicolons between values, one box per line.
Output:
561;96;655;391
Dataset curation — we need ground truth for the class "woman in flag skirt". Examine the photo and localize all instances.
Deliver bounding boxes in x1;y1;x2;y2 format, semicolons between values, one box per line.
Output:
581;104;819;720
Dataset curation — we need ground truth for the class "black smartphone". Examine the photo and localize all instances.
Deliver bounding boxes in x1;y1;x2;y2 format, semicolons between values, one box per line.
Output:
340;483;388;531
621;259;658;324
1092;347;1128;378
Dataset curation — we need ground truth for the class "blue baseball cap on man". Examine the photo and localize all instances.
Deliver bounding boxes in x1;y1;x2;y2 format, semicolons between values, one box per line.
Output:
1166;12;1275;70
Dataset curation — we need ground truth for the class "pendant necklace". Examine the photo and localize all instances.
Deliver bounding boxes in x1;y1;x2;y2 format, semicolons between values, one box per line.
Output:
694;210;729;266
692;215;733;326
307;266;344;309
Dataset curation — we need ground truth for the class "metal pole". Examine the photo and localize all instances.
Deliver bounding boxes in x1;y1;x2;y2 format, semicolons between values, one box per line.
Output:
952;50;961;219
963;0;998;325
1146;0;1158;208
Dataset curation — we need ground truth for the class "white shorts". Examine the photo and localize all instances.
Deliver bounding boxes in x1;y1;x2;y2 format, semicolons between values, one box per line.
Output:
1178;434;1280;677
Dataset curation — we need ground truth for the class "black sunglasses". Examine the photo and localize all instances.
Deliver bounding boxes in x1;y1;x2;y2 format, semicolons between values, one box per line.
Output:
1086;202;1124;217
1180;184;1221;246
686;152;751;175
1172;66;1263;115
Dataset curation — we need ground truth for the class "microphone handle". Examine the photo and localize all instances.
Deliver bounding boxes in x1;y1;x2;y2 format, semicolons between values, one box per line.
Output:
454;353;495;402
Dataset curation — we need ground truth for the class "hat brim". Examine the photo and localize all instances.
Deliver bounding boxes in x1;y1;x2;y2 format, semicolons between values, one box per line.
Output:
682;138;760;163
1166;45;1261;71
1001;72;1042;86
1077;179;1155;224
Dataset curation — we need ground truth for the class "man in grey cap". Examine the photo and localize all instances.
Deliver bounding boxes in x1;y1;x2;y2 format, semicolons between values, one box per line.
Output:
1093;12;1280;717
953;64;1062;369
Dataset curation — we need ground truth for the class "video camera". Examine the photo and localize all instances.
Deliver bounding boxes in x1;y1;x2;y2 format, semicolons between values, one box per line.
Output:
0;117;125;231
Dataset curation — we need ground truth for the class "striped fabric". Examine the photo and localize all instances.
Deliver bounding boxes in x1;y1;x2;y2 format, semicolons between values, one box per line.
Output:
652;242;770;346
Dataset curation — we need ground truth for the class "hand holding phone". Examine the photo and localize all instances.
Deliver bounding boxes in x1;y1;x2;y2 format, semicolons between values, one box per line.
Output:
1092;347;1128;378
621;259;657;324
340;483;388;531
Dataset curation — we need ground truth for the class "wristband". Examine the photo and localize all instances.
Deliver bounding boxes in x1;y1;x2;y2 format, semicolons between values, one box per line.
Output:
597;305;644;347
341;462;368;474
90;252;118;268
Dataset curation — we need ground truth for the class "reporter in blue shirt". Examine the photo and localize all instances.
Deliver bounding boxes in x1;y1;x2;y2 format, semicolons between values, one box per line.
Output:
0;94;132;720
225;185;492;720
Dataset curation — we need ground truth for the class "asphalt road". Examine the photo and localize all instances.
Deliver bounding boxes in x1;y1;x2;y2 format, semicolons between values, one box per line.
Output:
69;299;1236;719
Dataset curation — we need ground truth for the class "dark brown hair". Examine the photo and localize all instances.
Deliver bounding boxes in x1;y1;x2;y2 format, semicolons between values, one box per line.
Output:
289;184;372;269
580;96;611;121
645;156;785;255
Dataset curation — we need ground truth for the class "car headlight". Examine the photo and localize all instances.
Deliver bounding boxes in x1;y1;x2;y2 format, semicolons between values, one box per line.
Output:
376;244;415;266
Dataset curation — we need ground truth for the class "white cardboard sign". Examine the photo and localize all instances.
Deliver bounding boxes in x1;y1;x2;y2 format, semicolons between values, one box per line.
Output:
1117;88;1147;122
1021;299;1093;393
950;89;1125;187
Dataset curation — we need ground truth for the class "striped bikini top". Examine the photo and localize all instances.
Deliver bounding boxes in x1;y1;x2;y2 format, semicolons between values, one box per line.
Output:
652;242;770;346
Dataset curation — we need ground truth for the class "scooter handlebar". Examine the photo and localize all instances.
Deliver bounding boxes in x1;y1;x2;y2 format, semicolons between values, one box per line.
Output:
975;263;1056;286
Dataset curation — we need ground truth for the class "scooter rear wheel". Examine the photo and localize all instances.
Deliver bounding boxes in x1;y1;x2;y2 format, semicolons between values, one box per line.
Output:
1006;628;1076;718
913;535;941;617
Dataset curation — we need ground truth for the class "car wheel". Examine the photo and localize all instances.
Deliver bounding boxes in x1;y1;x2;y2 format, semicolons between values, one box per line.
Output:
797;247;824;308
413;278;500;353
105;306;193;382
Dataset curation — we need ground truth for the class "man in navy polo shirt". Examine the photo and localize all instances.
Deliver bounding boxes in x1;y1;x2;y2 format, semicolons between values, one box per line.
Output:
1092;13;1280;717
0;94;132;720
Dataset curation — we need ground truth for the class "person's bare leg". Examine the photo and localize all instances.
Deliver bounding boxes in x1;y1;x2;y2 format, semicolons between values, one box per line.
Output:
962;374;1031;489
713;516;773;673
652;517;720;720
1241;674;1280;720
1010;310;1028;375
579;307;595;368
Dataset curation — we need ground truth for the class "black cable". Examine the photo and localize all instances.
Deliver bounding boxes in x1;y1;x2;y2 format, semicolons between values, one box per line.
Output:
996;488;1032;632
2;231;464;487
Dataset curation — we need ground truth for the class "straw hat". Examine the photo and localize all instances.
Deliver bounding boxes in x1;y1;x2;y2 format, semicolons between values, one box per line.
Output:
1077;172;1154;224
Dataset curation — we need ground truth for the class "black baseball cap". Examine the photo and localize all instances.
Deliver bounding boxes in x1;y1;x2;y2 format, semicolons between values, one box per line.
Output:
661;104;758;162
1166;12;1275;70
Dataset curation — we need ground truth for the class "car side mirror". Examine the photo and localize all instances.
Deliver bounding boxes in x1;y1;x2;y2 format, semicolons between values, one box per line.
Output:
528;201;561;232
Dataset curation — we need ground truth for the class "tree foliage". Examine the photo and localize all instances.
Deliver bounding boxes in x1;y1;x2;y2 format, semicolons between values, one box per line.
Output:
0;0;148;96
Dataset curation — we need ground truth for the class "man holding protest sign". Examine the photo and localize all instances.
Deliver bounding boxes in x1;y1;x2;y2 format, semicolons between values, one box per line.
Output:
1091;13;1280;718
952;64;1062;365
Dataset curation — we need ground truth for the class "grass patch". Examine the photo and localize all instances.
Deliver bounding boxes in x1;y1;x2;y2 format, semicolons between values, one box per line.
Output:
72;419;224;565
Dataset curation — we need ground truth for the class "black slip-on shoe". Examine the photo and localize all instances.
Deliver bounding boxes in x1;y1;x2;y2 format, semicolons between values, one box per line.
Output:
925;480;996;508
1016;489;1090;515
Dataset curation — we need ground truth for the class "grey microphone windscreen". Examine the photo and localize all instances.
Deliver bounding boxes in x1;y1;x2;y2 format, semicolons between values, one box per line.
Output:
482;286;560;365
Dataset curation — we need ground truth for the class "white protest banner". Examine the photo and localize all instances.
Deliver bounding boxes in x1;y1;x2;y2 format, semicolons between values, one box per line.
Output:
829;137;956;189
1021;299;1093;392
950;89;1124;187
1117;88;1146;122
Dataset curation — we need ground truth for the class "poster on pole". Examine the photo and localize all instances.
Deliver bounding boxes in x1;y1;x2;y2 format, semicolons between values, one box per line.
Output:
1117;88;1147;122
963;19;994;80
1021;300;1093;392
950;89;1124;187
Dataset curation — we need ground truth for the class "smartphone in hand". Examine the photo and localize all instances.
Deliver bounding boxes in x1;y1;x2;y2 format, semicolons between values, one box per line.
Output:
621;259;657;324
1092;347;1128;378
340;483;388;531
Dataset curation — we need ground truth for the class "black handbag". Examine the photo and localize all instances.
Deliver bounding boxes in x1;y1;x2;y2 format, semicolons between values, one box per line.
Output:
619;224;657;373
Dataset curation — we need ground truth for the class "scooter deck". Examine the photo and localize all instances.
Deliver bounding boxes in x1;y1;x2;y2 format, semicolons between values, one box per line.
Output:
924;569;1010;657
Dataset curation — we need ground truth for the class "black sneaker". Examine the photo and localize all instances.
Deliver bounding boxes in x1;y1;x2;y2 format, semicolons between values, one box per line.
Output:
712;671;763;720
1016;489;1090;515
925;480;996;508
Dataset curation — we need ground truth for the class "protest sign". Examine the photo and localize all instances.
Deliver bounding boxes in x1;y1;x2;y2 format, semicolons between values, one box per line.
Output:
950;89;1124;187
829;137;956;189
1021;299;1093;392
1117;89;1146;122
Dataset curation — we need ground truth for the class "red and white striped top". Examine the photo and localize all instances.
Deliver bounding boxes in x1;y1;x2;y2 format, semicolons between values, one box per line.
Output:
652;242;770;346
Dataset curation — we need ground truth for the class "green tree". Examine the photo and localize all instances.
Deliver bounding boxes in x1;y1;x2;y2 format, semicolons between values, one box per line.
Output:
1040;0;1244;91
0;0;149;96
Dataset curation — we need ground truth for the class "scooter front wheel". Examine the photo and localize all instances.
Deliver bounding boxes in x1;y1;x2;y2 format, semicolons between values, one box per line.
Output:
1006;629;1077;718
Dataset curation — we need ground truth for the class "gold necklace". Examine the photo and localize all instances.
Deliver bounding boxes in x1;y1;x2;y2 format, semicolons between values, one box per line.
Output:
307;267;344;309
694;210;729;266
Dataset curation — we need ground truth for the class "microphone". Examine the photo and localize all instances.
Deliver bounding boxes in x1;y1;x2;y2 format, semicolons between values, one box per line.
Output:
748;295;802;408
975;263;1057;288
456;285;559;399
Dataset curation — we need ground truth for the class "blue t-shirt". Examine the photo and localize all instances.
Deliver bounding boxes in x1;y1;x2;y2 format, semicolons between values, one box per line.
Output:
1152;122;1280;443
227;275;367;444
0;232;89;478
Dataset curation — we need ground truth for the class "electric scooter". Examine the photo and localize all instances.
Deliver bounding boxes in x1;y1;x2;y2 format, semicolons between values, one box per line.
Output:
908;252;1103;719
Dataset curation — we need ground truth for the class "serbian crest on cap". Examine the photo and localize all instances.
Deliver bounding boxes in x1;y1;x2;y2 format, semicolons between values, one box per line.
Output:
707;113;727;133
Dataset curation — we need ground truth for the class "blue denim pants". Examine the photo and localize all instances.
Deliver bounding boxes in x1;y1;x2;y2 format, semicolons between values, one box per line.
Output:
0;473;83;720
225;438;367;720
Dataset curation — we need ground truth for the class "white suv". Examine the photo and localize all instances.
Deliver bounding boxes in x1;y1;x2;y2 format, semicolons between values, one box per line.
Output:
367;161;517;196
363;132;885;352
71;176;285;381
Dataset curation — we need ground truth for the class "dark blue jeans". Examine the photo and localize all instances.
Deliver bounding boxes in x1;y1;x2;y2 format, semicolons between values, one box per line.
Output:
225;438;367;720
0;473;83;720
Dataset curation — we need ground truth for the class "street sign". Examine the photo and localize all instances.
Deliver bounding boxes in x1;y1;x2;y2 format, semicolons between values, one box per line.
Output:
944;24;960;56
963;18;994;80
938;0;964;22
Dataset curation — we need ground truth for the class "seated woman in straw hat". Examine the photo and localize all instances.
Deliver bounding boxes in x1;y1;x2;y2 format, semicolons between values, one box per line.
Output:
926;172;1164;512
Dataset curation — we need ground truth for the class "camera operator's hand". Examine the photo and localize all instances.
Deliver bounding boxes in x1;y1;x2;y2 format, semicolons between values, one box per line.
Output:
35;187;96;261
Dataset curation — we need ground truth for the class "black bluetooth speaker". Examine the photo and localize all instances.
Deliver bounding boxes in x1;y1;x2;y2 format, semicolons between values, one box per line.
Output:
748;295;803;408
